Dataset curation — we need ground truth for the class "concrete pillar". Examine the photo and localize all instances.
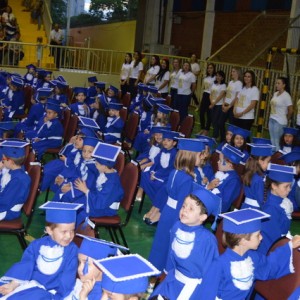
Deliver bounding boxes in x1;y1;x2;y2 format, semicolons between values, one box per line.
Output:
163;0;174;48
200;0;215;60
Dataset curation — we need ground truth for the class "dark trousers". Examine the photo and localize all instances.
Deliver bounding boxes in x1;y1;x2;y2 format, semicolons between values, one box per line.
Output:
212;105;225;140
120;80;129;98
128;78;138;99
50;41;62;68
199;92;212;130
232;117;254;131
170;88;177;109
174;94;191;123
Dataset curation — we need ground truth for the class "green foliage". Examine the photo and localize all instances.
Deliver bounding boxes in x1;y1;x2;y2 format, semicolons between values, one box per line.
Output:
70;13;103;28
50;0;67;27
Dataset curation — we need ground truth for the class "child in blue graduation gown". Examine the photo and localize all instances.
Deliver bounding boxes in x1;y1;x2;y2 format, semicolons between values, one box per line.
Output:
241;143;273;209
0;202;82;299
0;142;31;221
149;139;206;271
278;127;299;154
194;208;300;300
206;143;242;212
258;163;296;254
230;126;250;164
69;87;90;117
151;186;220;300
128;82;147;113
25;100;63;160
138;130;178;224
86;76;97;104
73;142;124;226
23;64;36;86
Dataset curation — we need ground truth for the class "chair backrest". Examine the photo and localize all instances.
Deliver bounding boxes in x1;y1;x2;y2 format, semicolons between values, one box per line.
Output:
115;150;125;175
120;160;140;223
271;151;285;165
121;92;131;107
24;150;36;173
123;111;140;142
255;237;300;299
66;87;73;104
210;151;220;173
169;110;180;131
215;219;226;254
178;114;194;138
231;186;245;210
64;114;78;144
23;85;33;113
23;163;41;228
120;107;128;122
234;163;246;178
61;109;71;136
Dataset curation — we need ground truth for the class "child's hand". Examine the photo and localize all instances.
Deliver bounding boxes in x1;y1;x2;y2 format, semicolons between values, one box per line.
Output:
0;280;20;295
79;277;96;299
291;235;300;248
60;103;67;108
207;178;220;190
59;155;66;161
144;129;149;134
75;178;89;194
32;137;41;142
69;136;76;144
61;183;71;193
202;177;208;185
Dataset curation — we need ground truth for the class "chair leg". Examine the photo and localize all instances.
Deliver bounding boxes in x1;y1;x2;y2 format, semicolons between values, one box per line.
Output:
17;231;28;250
45;188;50;203
112;227;121;245
107;227;116;243
138;192;145;214
118;227;129;249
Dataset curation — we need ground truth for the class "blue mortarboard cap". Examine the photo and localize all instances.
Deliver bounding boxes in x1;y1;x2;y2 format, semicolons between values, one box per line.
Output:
0;121;17;131
143;97;153;109
150;126;163;135
49;80;57;87
226;123;237;133
10;76;24;88
1;140;29;158
78;127;97;138
92;142;121;167
56;75;66;83
195;134;217;149
88;76;98;83
221;143;245;164
252;137;272;145
95;81;106;89
46;101;61;114
148;86;158;94
267;163;296;183
79;116;100;129
108;103;123;111
177;138;205;152
221;208;270;234
283;127;299;136
138;83;146;91
73;87;88;96
83;136;99;147
26;64;36;70
248;143;274;157
157;104;172;115
161;129;179;140
94;254;160;294
77;234;128;259
109;85;119;95
39;201;83;224
233;126;250;139
55;80;68;89
36;87;53;100
281;151;300;164
0;71;9;78
39;70;52;78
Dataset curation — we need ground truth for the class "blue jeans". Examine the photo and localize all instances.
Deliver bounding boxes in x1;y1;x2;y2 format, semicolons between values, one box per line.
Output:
269;118;284;151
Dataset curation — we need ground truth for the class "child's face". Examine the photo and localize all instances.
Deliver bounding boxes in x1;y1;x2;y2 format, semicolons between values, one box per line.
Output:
226;131;233;143
107;89;115;97
157;111;163;119
2;155;12;168
46;109;58;120
195;152;205;166
154;133;163;144
108;109;118;117
258;156;271;172
234;135;244;148
74;135;84;149
179;196;206;226
162;138;175;150
29;67;35;74
45;74;51;81
78;253;102;282
242;231;262;251
284;134;294;145
46;223;75;247
271;182;292;199
101;289;136;300
76;93;86;102
82;145;94;160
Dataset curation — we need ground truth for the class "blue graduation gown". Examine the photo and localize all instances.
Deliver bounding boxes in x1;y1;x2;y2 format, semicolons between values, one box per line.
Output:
211;170;241;212
103;116;124;144
288;178;300;211
0;168;31;221
140;147;177;204
195;242;294;300
194;163;214;187
151;222;218;300
64;279;102;300
242;173;265;209
149;169;195;271
1;236;78;299
138;110;152;132
3;89;25;121
258;193;292;254
129;93;143;113
23;72;35;86
69;102;90;117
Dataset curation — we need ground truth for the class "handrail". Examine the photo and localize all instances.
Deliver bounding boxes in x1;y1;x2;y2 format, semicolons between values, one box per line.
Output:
246;13;300;66
43;0;53;41
208;11;265;61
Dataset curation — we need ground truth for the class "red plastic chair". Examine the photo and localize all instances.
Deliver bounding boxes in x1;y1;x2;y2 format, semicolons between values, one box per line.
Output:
121;92;131;108
169;110;180;131
178;114;194;138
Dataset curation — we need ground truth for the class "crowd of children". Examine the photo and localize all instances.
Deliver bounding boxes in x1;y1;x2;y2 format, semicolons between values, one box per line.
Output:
0;60;299;300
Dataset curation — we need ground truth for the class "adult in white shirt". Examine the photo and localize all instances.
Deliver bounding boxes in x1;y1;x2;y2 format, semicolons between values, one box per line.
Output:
268;77;293;151
233;70;260;131
50;23;64;68
169;58;181;108
210;70;227;140
190;53;200;106
221;67;243;124
297;99;300;130
120;52;132;97
144;55;160;86
155;58;170;98
199;63;216;135
175;62;196;122
128;51;144;99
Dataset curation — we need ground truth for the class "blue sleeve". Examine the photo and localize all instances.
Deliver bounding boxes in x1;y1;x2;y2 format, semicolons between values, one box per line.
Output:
37;119;63;139
220;176;241;212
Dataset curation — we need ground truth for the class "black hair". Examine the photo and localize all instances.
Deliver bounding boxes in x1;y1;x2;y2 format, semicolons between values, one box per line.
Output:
124;52;132;64
243;70;256;87
214;70;226;84
156;58;169;81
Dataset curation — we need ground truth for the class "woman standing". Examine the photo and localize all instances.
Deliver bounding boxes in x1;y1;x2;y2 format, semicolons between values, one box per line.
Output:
155;58;170;98
199;63;216;135
174;62;196;123
190;53;200;105
144;55;160;86
268;77;293;151
128;51;143;99
233;70;259;131
120;53;132;98
169;58;181;107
